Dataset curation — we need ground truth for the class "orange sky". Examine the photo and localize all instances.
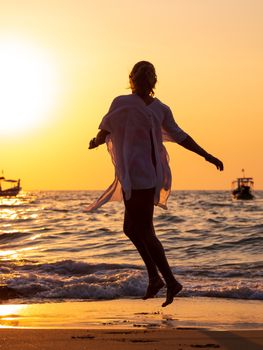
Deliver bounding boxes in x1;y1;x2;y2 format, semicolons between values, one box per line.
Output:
0;0;262;190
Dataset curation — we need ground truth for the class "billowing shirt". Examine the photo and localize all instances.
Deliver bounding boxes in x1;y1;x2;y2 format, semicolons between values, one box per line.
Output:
86;94;188;211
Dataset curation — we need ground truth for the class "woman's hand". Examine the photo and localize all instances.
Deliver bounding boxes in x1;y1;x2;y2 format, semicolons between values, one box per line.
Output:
88;138;97;149
205;154;224;171
178;136;224;171
88;129;110;149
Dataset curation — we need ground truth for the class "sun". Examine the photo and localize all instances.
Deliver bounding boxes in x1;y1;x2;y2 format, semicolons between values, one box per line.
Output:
0;37;59;136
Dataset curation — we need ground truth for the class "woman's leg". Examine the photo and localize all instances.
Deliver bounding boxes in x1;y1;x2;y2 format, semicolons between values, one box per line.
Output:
124;209;160;282
143;228;183;306
123;188;182;304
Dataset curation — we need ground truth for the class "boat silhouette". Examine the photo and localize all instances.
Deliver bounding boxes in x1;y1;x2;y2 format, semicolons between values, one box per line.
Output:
0;176;22;197
232;169;254;200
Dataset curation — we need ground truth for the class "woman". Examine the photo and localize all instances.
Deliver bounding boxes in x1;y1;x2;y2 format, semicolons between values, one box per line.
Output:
88;61;223;307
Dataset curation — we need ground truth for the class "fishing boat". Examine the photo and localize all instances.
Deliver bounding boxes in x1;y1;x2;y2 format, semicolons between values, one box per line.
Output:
232;169;254;200
0;176;22;197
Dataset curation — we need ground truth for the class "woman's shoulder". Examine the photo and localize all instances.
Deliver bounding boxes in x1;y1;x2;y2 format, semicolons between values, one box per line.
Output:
151;98;172;114
110;95;172;115
112;94;135;104
107;94;141;114
110;94;148;112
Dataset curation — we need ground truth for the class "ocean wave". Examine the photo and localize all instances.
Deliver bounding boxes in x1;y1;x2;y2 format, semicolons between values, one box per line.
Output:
182;235;263;255
1;259;262;302
183;284;263;300
2;259;262;278
204;202;233;208
0;231;33;243
156;214;185;223
32;260;141;275
2;259;141;275
1;190;262;303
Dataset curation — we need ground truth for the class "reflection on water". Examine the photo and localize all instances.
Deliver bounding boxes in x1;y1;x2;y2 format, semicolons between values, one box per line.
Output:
0;305;26;328
0;298;262;330
0;250;19;259
0;193;42;261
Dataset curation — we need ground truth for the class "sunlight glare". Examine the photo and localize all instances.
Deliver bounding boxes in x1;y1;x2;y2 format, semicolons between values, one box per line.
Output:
0;36;59;136
0;305;26;328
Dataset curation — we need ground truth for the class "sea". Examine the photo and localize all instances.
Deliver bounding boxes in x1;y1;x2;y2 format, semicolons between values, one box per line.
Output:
0;190;262;304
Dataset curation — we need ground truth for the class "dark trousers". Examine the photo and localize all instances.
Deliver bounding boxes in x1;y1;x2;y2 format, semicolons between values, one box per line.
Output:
123;188;175;285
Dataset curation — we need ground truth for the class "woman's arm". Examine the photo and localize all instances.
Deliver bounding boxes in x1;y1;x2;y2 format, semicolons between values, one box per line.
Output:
89;129;110;149
162;107;223;171
179;135;224;171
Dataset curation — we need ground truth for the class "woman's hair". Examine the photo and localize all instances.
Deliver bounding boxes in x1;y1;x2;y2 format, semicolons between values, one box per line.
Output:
129;61;157;97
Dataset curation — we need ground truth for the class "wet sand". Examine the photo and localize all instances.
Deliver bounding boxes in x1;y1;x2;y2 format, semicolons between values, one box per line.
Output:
0;328;262;350
0;297;262;349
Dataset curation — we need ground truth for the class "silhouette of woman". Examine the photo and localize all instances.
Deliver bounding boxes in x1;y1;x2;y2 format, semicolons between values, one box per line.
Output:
88;61;223;307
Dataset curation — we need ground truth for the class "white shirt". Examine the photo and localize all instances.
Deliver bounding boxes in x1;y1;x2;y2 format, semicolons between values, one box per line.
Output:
86;94;188;211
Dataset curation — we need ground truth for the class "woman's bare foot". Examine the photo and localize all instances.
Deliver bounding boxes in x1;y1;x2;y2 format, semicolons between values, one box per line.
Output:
162;281;183;307
142;277;165;300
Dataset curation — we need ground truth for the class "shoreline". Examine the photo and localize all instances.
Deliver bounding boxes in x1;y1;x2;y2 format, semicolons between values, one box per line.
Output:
0;297;262;349
0;297;262;330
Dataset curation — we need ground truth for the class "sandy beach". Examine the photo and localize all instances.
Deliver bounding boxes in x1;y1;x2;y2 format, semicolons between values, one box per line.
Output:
0;297;262;349
0;328;262;350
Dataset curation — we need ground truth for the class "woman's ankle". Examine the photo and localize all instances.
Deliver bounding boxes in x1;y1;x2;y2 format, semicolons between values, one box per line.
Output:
166;278;181;288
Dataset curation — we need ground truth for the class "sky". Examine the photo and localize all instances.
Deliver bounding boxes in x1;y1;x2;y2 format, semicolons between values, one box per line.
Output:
0;0;262;190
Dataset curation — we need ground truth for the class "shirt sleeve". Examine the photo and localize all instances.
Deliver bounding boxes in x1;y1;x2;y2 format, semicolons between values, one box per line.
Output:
99;115;111;132
98;98;120;132
162;107;188;143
